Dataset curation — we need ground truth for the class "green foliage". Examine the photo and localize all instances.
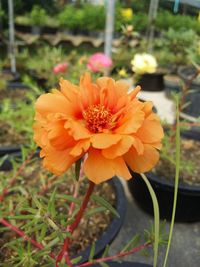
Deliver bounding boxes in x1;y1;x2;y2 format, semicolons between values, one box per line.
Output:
154;28;198;69
58;4;105;32
156;11;200;34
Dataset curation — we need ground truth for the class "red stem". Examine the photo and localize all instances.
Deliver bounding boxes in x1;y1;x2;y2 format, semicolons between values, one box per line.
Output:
76;242;152;267
0;151;35;202
56;181;95;267
0;218;55;259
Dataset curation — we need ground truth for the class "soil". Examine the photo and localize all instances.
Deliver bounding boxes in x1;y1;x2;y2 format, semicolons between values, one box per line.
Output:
0;158;116;265
152;138;200;185
0;120;27;146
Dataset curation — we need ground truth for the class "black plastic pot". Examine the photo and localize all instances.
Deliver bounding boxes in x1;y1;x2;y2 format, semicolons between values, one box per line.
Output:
164;74;182;98
178;66;200;118
76;177;126;263
128;131;200;222
92;261;152;267
137;73;164;92
0;152;126;263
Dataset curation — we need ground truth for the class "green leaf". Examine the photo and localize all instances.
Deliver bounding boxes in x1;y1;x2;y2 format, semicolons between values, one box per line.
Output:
85;207;107;218
45;237;60;249
71;256;83;264
102;245;110;257
121;234;141;252
56;194;81;205
91;195;119;218
47;187;57;218
89;242;96;261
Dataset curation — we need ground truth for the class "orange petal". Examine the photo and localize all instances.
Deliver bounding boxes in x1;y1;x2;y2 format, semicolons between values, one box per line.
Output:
124;144;159;173
83;149;131;184
129;85;141;100
115;110;144;134
136;115;164;144
91;133;122;149
42;148;78;176
64;119;91;140
115;80;130;95
102;135;134;159
70;139;90;157
35;92;69;116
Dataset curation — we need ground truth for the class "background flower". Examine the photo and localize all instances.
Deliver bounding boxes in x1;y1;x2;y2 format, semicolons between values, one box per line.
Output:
53;62;68;74
131;53;158;75
34;73;163;184
87;53;113;73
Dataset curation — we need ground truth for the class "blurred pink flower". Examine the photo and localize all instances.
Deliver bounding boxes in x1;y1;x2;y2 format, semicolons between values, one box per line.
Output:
87;53;112;73
53;62;68;74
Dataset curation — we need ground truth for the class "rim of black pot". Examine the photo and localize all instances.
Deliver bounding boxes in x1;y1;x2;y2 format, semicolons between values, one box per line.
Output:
145;172;200;195
75;176;126;263
0;145;22;158
91;261;152;267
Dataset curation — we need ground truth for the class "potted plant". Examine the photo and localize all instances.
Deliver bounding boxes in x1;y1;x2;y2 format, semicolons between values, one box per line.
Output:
128;126;200;222
131;53;164;91
0;73;164;266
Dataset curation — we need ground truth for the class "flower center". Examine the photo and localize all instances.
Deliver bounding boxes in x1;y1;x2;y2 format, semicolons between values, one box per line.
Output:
83;104;113;133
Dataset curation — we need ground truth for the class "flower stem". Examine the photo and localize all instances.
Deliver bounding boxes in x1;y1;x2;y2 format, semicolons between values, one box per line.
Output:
76;242;152;267
56;181;95;267
0;218;55;259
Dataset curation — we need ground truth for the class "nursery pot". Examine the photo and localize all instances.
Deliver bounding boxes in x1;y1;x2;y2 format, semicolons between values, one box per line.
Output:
0;152;126;263
128;131;200;222
164;74;182;98
178;66;200;118
137;73;164;92
92;261;152;267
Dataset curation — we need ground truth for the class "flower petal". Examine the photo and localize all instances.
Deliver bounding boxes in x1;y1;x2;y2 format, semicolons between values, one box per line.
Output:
91;133;122;149
64;119;91;140
102;135;134;159
83;149;131;184
42;148;78;176
136;114;164;144
115;110;144;134
124;144;159;173
70;139;90;157
35;92;69;116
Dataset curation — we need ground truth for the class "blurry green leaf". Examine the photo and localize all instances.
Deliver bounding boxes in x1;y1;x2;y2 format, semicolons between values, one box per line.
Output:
121;234;141;252
91;195;119;218
89;242;96;261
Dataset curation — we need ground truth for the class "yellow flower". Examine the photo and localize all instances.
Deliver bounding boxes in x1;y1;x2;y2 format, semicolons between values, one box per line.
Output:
131;53;158;75
198;11;200;22
118;68;128;77
121;8;133;20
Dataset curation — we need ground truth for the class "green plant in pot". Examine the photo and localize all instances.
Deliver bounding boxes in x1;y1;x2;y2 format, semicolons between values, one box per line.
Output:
0;73;167;266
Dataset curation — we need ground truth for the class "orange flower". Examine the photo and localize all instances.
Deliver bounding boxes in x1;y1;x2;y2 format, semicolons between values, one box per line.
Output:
33;73;164;184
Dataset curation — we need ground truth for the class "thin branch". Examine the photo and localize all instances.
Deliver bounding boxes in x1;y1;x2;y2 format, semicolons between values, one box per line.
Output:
0;218;55;259
76;242;152;267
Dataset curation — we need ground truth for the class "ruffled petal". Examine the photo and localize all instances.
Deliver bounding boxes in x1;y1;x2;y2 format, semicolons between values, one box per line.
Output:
35;91;69;116
115;110;145;134
42;148;79;176
70;139;90;157
124;144;159;173
91;133;122;149
83;149;131;184
64;119;91;140
102;135;134;159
